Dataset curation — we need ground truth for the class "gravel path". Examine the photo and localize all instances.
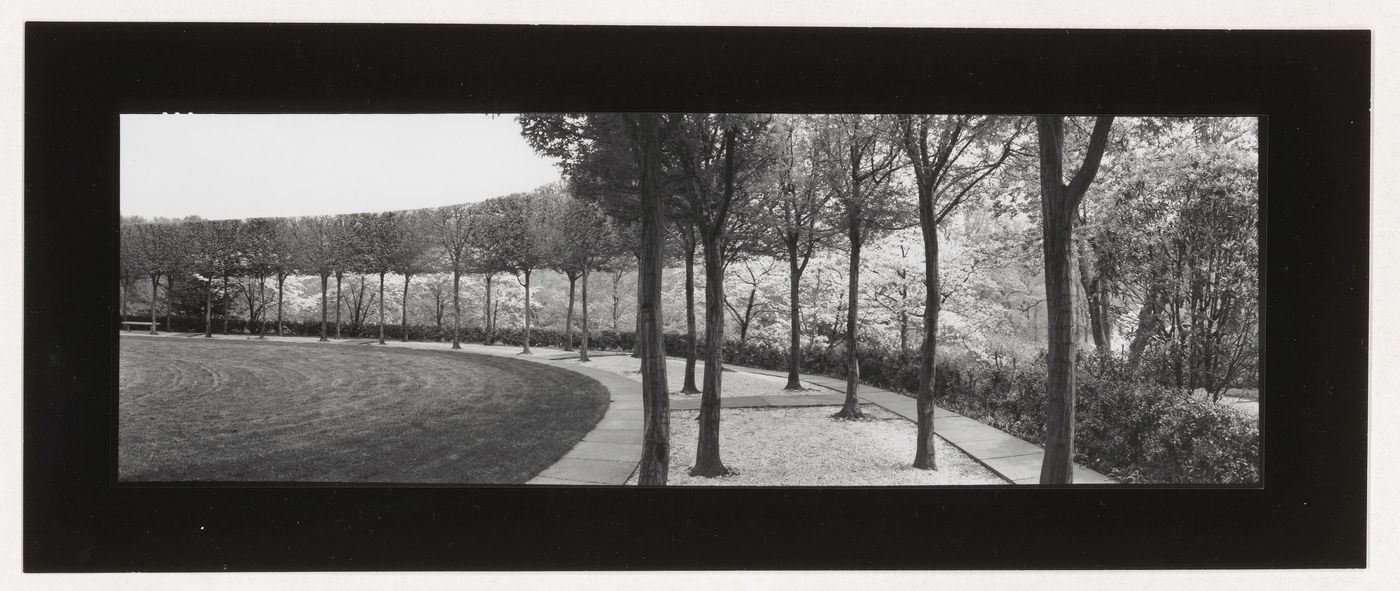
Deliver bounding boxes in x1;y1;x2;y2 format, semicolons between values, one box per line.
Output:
625;405;1005;486
575;355;826;398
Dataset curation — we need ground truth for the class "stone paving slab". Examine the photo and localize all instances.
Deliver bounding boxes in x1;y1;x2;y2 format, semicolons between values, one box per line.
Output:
563;441;645;463
955;437;1046;460
536;457;638;484
761;393;846;407
980;453;1045;482
583;429;645;445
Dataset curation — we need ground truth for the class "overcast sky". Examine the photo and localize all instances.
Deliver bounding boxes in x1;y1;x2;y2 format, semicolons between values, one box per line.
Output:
120;113;563;220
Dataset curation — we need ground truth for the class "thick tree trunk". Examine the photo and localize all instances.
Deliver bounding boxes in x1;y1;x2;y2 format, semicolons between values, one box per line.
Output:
564;274;577;351
580;267;592;362
682;244;701;393
785;240;804;390
378;272;387;345
204;275;213;338
401;274;412;342
319;273;329;342
150;274;160;334
1036;115;1114;485
914;219;941;469
834;223;865;420
521;270;533;354
635;114;670;486
451;270;462;349
692;231;730;477
276;274;286;337
1041;199;1077;484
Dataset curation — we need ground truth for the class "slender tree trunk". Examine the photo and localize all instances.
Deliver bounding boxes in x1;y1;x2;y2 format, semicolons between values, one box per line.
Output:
564;273;578;351
451;270;462;349
521;270;533;354
633;262;643;359
401;274;412;342
1126;281;1166;373
692;230;730;477
484;275;494;345
580;267;591;362
785;240;804;390
834;223;865;419
257;276;269;340
319;273;329;342
1077;237;1111;356
276;274;286;337
203;275;213;338
635;114;670;486
150;274;160;334
682;243;701;393
334;271;342;339
222;273;230;335
378;272;387;345
914;221;941;470
165;275;175;334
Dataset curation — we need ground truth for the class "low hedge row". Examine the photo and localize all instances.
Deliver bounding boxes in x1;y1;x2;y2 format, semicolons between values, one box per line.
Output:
130;315;1259;484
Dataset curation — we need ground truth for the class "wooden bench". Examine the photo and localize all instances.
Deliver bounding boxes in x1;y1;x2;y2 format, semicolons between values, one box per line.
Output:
121;321;160;332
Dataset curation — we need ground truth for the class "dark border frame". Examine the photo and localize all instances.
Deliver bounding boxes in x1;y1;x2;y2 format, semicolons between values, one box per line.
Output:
24;24;1368;571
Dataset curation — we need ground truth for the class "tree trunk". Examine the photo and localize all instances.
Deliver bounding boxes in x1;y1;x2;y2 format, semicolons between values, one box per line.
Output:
276;274;286;337
378;272;387;345
521;270;533;354
692;229;730;477
451;270;462;349
484;275;494;345
150;274;160;334
401;274;412;342
222;273;230;335
165;275;175;334
334;271;342;339
564;273;578;351
203;275;214;338
1077;236;1111;356
257;276;269;340
682;242;701;393
914;217;941;470
834;222;864;420
319;273;329;342
635;114;670;486
785;240;804;390
1036;115;1114;485
1126;281;1166;373
633;261;643;359
580;267;591;362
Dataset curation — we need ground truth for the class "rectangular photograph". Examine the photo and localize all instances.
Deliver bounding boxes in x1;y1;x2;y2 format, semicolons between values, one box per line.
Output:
118;112;1261;487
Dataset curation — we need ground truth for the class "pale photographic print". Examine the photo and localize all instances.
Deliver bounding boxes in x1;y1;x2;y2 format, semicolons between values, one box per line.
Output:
117;112;1260;487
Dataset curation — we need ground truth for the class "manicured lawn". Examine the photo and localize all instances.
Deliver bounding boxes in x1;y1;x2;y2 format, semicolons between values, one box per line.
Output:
119;336;609;483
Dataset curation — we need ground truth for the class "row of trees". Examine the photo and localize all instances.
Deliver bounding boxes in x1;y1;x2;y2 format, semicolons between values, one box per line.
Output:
121;184;629;358
518;113;1258;485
